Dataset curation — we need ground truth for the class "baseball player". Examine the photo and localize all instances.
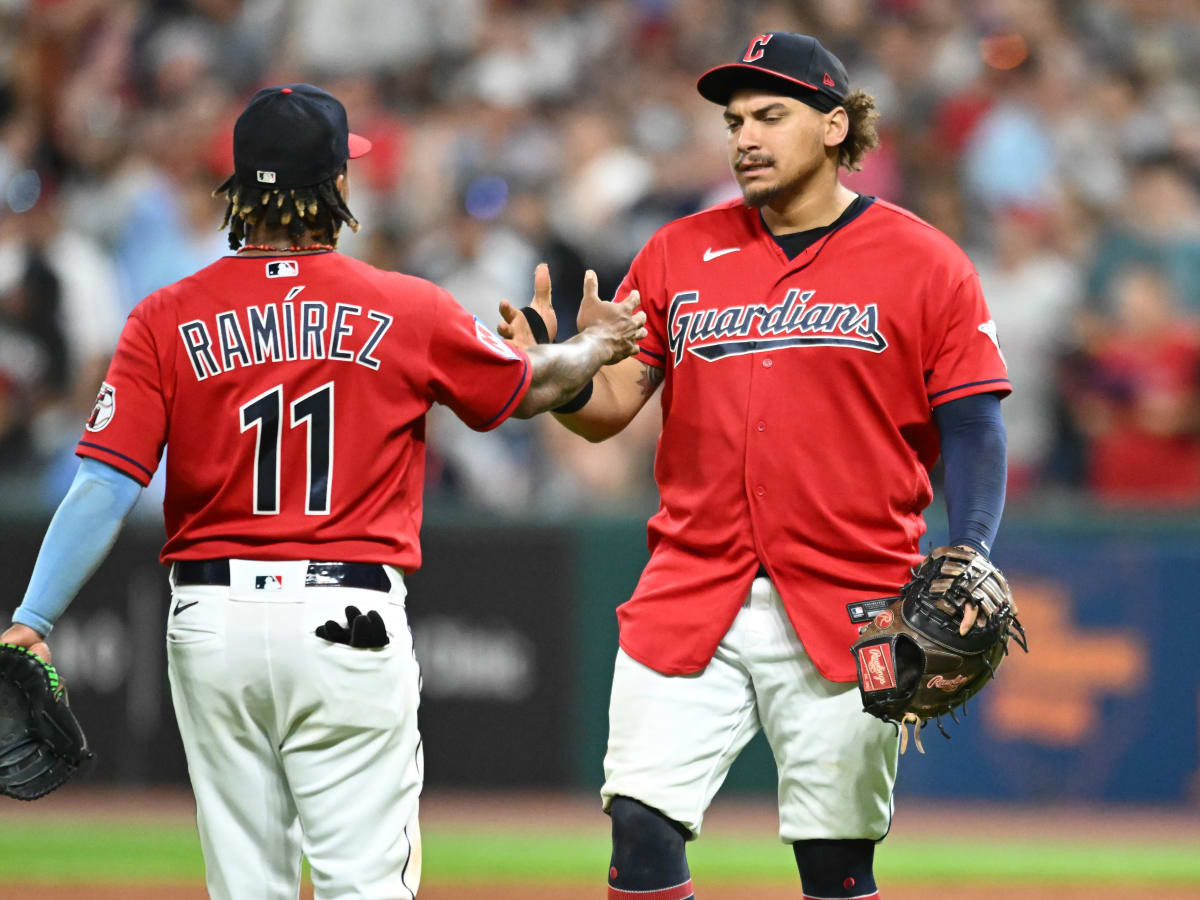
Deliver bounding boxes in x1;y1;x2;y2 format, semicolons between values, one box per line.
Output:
1;83;645;899
500;33;1011;900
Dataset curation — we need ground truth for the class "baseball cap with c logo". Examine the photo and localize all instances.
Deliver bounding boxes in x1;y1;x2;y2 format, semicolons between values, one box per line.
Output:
696;32;850;112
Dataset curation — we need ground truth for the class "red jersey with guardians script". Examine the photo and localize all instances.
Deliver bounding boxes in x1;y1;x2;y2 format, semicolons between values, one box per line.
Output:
616;198;1010;682
77;252;531;569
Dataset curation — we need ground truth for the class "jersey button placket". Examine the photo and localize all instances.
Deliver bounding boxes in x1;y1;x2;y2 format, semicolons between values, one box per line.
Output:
750;357;772;501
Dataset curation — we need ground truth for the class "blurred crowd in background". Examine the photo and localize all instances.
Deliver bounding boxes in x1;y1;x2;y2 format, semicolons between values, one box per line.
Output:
2;0;1200;519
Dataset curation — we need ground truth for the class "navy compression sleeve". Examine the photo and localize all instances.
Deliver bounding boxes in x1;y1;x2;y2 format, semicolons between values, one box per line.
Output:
12;458;142;636
932;392;1007;557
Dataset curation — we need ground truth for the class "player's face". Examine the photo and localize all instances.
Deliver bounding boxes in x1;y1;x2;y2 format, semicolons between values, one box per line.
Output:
724;90;843;207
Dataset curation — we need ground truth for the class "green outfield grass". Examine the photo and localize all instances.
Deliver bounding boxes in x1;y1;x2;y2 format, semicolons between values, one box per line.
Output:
0;821;1197;886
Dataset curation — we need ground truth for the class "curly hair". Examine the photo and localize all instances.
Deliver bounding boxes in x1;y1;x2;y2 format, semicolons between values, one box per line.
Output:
837;89;880;171
212;168;359;251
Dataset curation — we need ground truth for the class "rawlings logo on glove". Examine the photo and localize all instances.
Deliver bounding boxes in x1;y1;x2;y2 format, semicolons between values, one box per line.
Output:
850;546;1028;754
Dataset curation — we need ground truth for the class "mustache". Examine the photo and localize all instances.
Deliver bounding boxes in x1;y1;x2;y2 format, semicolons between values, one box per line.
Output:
736;154;775;170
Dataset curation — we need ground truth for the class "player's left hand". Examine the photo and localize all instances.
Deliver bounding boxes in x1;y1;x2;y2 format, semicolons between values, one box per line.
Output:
0;623;51;663
498;262;558;348
850;545;1027;753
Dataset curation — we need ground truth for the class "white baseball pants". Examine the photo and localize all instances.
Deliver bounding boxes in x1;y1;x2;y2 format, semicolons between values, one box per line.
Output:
602;576;899;842
167;559;422;900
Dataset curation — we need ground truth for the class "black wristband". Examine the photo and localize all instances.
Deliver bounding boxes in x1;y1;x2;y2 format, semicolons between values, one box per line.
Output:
553;378;594;414
520;306;551;344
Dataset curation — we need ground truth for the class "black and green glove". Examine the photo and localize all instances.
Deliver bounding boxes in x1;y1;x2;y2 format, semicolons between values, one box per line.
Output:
0;643;92;800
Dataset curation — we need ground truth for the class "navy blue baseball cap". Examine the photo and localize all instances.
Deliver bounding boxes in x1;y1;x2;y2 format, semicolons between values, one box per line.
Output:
233;83;372;190
697;32;849;112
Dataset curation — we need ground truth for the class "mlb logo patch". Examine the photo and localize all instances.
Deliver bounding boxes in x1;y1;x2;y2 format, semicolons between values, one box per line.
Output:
856;642;897;692
266;261;298;278
255;575;284;591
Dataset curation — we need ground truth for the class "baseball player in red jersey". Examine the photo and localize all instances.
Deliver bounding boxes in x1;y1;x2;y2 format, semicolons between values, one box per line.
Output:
500;33;1011;900
2;84;645;899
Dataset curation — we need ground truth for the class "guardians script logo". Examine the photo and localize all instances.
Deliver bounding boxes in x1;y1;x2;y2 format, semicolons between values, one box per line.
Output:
668;288;887;365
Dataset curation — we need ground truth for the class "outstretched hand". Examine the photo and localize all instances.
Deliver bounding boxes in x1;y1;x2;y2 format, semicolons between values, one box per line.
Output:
498;263;558;348
576;269;647;365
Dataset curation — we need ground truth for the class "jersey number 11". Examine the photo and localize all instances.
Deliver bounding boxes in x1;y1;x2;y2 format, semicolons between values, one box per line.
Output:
239;382;334;516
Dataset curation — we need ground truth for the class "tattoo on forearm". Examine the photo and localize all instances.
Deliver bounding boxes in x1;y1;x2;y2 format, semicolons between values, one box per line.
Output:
637;363;664;396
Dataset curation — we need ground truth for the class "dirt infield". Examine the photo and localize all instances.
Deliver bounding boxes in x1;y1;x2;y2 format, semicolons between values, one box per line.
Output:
11;785;1200;841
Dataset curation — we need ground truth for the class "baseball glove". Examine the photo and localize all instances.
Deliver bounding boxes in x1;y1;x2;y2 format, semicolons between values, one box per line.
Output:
0;644;92;800
850;546;1027;754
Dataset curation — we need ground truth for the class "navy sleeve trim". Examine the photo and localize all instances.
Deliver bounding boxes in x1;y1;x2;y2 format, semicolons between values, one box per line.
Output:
475;356;530;430
77;441;155;481
638;346;666;363
928;377;1010;400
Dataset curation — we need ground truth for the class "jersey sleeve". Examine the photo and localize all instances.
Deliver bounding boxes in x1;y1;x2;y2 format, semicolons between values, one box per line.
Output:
75;311;167;486
427;288;532;431
924;272;1012;408
615;235;668;370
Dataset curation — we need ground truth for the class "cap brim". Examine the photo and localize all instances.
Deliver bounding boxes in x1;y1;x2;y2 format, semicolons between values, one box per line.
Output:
696;63;819;105
348;133;372;158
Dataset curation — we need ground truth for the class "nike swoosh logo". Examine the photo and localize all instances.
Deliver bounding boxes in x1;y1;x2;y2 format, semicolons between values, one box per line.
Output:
173;600;199;616
703;247;741;261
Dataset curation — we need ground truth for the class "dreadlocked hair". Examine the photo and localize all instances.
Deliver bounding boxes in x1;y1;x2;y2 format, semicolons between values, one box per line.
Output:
212;168;360;251
838;89;880;171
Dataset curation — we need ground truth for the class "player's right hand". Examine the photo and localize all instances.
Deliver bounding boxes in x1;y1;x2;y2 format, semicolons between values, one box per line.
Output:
577;270;647;365
498;262;558;347
0;624;51;663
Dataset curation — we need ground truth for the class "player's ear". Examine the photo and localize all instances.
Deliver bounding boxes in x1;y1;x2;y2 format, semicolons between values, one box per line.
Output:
336;166;349;203
824;106;849;149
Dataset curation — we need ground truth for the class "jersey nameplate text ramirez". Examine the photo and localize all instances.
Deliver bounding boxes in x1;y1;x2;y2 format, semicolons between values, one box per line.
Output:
178;286;393;381
668;288;887;365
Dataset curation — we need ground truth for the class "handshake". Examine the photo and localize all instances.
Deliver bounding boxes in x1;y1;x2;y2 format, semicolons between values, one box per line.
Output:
497;264;646;365
493;265;649;419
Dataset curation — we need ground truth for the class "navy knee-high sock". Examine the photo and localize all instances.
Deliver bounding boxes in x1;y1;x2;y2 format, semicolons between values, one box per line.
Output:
608;797;695;899
793;839;879;899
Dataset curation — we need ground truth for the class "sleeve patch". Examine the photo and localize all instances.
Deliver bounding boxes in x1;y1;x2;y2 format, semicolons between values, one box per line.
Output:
85;382;116;432
977;319;1007;368
473;317;519;361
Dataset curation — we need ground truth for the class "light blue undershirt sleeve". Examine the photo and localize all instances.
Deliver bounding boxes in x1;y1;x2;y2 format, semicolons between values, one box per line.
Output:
12;458;143;637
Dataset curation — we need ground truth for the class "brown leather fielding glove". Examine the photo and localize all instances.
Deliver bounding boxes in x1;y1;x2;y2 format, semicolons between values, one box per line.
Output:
850;546;1028;753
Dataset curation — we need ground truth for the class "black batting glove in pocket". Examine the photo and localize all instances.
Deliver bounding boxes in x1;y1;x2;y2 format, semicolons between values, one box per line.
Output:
315;605;390;649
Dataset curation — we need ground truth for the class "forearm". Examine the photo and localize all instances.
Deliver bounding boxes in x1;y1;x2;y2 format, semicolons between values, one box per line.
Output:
554;357;662;442
934;393;1007;555
12;459;142;636
512;331;612;418
554;368;633;442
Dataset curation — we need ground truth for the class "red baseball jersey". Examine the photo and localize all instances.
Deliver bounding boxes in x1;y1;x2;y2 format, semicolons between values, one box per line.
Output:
77;251;531;569
616;198;1011;682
